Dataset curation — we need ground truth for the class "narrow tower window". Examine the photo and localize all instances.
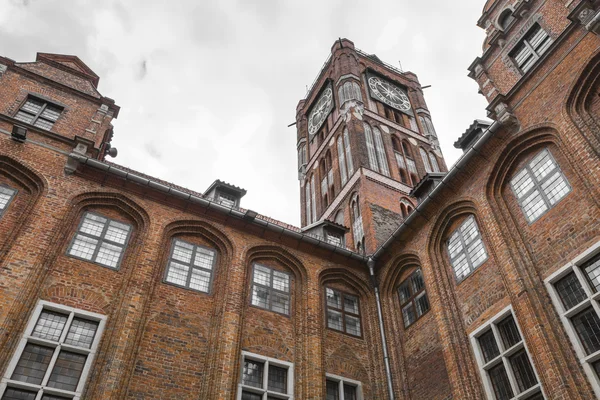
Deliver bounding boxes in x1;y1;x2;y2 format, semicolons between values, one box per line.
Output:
338;136;348;185
343;128;354;176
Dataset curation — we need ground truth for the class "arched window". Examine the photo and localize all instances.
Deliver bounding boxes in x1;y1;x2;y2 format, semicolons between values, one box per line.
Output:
402;141;418;184
334;209;344;225
447;215;488;281
337;136;348;186
398;268;430;328
400;198;414;219
305;179;312;225
429;152;440;172
498;9;515;31
418;115;437;138
420;147;432;174
297;142;307;170
392;137;409;185
350;194;364;254
364;123;390;176
338;80;363;105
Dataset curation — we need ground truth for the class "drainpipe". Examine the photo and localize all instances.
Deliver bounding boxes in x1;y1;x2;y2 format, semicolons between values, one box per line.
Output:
368;257;395;400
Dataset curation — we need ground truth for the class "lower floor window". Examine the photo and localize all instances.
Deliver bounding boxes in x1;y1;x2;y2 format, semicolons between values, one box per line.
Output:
0;301;106;400
546;247;600;398
238;352;293;400
325;374;362;400
470;306;544;400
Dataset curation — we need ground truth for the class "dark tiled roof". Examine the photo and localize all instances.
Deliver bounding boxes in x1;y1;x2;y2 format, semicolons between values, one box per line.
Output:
454;119;492;150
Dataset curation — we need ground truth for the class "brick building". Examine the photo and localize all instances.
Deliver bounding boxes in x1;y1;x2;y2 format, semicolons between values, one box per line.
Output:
0;0;599;399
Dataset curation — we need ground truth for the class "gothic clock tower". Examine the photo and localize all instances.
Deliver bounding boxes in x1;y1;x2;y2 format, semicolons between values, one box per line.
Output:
296;38;446;254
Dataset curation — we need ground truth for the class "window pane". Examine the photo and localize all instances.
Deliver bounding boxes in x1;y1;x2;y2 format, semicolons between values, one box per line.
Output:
267;365;287;393
344;294;359;315
592;359;600;378
189;268;211;293
47;351;87;391
415;292;430;317
253;265;271;286
398;280;411;304
498;315;522;350
345;315;361;336
11;343;54;384
402;304;416;328
194;247;215;270
584;255;600;293
95;242;122;268
172;241;193;264
411;269;425;293
64;318;99;349
14;111;35;124
0;186;16;210
33;118;54;131
271;292;290;315
529;150;555;181
252;285;270;309
468;239;488;269
242;360;264;388
344;384;357;400
541;171;570;206
511;169;535;199
272;271;290;293
327;310;343;331
326;380;339;400
166;261;189;286
80;214;107;237
478;329;500;363
69;234;98;260
104;221;130;244
0;388;38;400
326;288;341;309
32;310;68;342
522;190;548;222
523;392;544;400
510;349;538;392
488;363;514;400
572;307;600;355
41;395;71;400
554;272;587;310
21;99;44;114
40;106;62;121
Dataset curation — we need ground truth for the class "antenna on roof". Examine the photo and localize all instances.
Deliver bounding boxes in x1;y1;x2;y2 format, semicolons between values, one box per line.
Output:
398;60;404;72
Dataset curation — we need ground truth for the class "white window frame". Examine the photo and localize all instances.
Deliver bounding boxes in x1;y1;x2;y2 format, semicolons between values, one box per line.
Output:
325;373;364;400
237;351;294;400
545;240;600;398
0;300;106;400
0;185;17;218
470;305;545;400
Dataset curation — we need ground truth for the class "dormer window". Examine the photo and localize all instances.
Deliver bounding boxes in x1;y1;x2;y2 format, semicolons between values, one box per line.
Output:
510;24;552;73
15;96;63;131
216;191;236;208
204;180;247;210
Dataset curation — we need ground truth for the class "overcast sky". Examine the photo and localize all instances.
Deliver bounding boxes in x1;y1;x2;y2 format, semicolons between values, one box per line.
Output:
0;0;490;226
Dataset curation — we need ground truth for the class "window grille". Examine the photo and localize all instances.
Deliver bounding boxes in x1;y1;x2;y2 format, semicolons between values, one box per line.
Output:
510;24;552;73
398;269;430;328
238;352;293;400
470;307;544;400
420;148;432;174
0;301;105;400
14;97;63;131
67;212;131;269
164;239;217;293
251;264;291;315
0;185;17;217
447;215;488;281
337;137;348;186
343;128;354;176
325;288;361;337
510;149;570;223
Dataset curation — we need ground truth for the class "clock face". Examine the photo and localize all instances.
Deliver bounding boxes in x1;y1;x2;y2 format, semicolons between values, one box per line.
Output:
368;76;411;112
308;85;334;136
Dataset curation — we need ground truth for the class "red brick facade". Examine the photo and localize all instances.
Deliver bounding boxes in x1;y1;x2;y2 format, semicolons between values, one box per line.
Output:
0;1;599;399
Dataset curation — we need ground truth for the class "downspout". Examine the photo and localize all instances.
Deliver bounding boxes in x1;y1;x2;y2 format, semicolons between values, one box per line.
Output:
368;257;395;400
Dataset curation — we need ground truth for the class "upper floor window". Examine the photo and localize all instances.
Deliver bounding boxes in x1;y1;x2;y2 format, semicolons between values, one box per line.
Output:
447;215;488;281
350;194;364;254
510;24;552;73
420;147;433;174
418;115;437;138
164;239;217;293
338;81;362;105
398;269;430;328
298;142;307;170
546;248;600;397
364;123;390;177
470;308;544;400
399;199;414;219
429;152;440;172
238;351;293;400
0;301;105;400
0;185;17;217
251;264;291;315
326;374;363;400
67;212;132;269
325;287;361;337
510;149;570;223
14;96;63;131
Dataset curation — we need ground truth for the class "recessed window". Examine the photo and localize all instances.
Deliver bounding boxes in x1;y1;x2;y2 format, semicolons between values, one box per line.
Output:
325;287;361;337
364;123;390;177
338;81;362;106
14;96;63;131
67;212;132;269
498;9;516;31
447;215;488;281
0;185;17;217
420;147;432;174
216;191;237;208
350;194;364;254
325;230;344;247
0;301;105;400
238;352;293;400
164;239;217;293
471;308;544;400
547;250;600;396
326;374;363;400
510;24;552;73
418;115;437;138
398;269;430;328
510;148;570;223
251;264;291;315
